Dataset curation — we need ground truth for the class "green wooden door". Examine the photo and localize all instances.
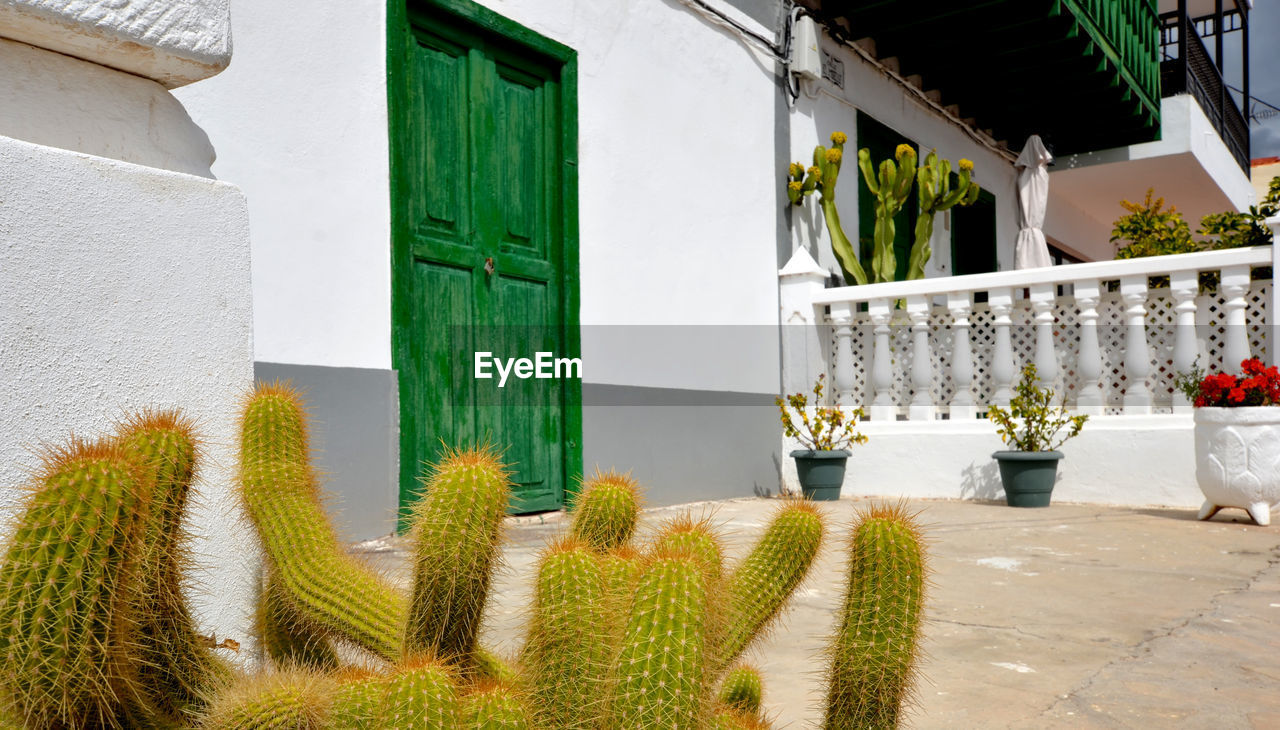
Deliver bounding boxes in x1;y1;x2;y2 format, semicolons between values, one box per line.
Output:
390;0;581;527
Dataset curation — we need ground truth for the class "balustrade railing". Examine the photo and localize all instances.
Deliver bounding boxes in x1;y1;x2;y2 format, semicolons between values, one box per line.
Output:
780;240;1280;421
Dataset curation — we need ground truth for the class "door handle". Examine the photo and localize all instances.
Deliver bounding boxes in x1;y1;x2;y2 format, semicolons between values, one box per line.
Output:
484;257;495;276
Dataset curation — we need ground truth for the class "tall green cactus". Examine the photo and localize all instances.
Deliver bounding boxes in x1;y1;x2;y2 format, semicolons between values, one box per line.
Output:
857;143;918;284
0;441;151;728
824;503;927;729
789;132;868;286
200;670;334;729
719;501;825;672
569;469;641;552
460;680;533;729
606;549;715;729
404;446;511;670
256;572;339;671
239;383;406;661
519;538;610;729
908;150;980;281
718;664;764;716
116;411;227;717
650;513;725;580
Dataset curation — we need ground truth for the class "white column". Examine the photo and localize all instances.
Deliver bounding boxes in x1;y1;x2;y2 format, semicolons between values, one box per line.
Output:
1170;270;1200;411
1074;279;1104;415
829;301;857;407
868;298;896;421
1221;265;1252;372
1121;275;1152;413
947;291;976;419
778;248;828;395
989;287;1016;406
906;295;934;420
1029;283;1059;389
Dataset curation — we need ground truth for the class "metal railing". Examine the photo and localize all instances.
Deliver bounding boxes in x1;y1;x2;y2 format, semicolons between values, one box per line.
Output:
1159;10;1250;172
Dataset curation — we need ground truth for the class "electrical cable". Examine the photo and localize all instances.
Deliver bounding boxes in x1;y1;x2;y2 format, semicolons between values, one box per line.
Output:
677;0;784;60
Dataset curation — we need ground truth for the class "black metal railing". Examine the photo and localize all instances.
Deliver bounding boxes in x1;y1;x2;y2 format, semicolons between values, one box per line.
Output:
1159;10;1250;173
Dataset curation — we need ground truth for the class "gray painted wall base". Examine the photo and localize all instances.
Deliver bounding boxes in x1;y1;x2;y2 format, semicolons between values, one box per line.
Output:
255;362;399;541
581;383;781;507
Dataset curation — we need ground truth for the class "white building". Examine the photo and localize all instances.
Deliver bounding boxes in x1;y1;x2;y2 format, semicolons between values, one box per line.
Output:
167;0;1260;538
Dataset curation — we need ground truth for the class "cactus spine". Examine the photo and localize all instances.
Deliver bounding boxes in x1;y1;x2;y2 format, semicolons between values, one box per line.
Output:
718;664;764;716
824;504;927;729
569;470;641;552
719;501;825;672
0;441;151;728
459;681;533;729
404;446;511;669
908;150;980;281
520;538;610;729
606;549;715;729
116;411;226;716
238;383;406;661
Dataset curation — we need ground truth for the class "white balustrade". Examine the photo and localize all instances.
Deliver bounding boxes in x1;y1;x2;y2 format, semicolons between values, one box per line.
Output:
780;245;1274;421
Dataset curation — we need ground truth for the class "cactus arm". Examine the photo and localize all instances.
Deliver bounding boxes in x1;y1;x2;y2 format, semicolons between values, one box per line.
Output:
820;196;867;286
568;470;642;552
856;148;878;195
906;213;935;281
460;681;533;729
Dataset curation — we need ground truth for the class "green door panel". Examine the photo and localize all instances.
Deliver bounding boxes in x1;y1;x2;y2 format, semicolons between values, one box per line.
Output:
390;0;581;528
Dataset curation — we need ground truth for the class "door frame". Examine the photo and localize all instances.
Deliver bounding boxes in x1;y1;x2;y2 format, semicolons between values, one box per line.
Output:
387;0;582;526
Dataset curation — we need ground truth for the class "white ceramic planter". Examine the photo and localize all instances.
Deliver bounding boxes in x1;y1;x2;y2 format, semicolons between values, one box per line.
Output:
1194;407;1280;525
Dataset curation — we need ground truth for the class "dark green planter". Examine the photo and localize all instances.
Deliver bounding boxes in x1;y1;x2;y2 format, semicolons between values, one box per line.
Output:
791;449;849;501
992;451;1063;507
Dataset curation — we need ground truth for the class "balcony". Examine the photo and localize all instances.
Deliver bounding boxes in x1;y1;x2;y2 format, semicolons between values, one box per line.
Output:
813;0;1162;154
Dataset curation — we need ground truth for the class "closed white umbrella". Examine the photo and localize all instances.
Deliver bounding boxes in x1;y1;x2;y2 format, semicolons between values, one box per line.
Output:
1014;135;1053;270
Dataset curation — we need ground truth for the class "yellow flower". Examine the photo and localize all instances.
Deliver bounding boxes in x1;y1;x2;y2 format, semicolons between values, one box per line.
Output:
807;165;821;178
830;131;848;145
959;158;974;172
789;162;804;178
788;180;803;192
895;143;915;160
825;148;842;164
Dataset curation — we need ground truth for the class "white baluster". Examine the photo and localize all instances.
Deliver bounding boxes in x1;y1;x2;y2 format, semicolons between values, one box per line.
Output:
868;298;895;421
1170;270;1200;411
989;288;1016;406
1074;279;1104;415
829;301;857;407
1121;275;1152;413
947;291;976;419
1221;265;1252;371
1029;284;1059;389
778;248;827;394
907;295;935;421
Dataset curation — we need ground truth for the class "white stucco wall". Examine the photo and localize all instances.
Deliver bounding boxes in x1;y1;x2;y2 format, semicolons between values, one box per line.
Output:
174;0;391;371
0;134;256;652
788;31;1021;279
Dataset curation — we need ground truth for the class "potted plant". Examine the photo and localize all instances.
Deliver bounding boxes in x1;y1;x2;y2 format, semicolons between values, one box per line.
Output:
776;374;868;501
1177;357;1280;525
987;364;1088;507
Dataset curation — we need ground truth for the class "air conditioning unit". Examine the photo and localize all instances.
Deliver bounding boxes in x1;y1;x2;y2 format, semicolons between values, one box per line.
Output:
791;15;822;81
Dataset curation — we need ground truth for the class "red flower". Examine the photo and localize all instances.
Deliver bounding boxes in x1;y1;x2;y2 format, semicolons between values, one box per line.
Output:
1229;387;1247;404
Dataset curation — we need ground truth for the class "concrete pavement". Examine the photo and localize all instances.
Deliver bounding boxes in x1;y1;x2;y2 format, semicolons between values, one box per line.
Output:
355;498;1280;728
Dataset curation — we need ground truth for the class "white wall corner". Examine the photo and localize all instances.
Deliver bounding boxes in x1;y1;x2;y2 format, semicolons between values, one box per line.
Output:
0;0;232;88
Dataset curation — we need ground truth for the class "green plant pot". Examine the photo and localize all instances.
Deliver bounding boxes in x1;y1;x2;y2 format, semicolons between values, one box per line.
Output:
992;451;1063;508
791;450;850;501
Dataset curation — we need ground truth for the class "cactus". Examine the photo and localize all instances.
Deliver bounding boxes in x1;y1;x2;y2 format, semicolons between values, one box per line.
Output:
907;150;980;281
519;537;610;729
719;501;825;672
569;469;641;552
378;655;460;729
200;670;334;729
718;664;764;716
606;548;715;729
459;680;533;729
856;143;918;284
650;513;725;580
789;132;868;286
326;668;384;728
713;708;773;730
474;646;517;684
404;446;511;670
257;572;339;671
116;411;227;717
238;383;406;661
0;440;152;728
824;503;927;729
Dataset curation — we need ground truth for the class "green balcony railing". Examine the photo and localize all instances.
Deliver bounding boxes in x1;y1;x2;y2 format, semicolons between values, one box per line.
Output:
1063;0;1162;122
